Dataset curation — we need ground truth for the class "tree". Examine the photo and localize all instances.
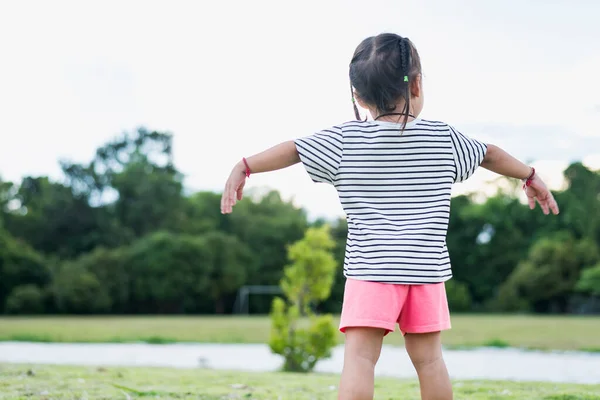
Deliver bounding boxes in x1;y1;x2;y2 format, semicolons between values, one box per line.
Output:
445;279;472;312
319;217;347;314
201;231;255;314
0;229;51;312
52;263;112;314
61;127;185;239
2;176;127;258
497;233;600;312
0;178;16;219
576;264;600;296
561;163;600;242
181;191;231;235
447;192;543;307
67;247;131;313
126;232;212;313
5;284;45;314
227;190;308;313
269;225;338;372
111;159;184;237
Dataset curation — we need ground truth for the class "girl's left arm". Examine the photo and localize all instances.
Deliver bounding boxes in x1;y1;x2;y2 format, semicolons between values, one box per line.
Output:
220;141;300;214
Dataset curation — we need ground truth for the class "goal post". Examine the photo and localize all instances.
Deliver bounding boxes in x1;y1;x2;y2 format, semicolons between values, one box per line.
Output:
232;285;283;314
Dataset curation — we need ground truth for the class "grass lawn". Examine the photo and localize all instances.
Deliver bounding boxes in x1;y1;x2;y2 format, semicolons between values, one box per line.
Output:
1;314;600;351
1;364;599;400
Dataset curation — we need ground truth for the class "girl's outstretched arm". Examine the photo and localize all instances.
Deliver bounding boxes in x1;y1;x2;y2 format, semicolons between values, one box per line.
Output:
220;141;300;214
481;144;560;215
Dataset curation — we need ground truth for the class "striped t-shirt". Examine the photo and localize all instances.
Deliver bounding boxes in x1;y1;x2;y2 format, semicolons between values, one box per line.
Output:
294;118;487;284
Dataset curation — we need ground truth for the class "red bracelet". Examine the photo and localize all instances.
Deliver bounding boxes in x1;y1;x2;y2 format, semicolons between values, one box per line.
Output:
523;167;535;189
242;157;251;178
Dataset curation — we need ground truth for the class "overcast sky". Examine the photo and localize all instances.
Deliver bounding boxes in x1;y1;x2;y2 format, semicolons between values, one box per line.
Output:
1;0;599;220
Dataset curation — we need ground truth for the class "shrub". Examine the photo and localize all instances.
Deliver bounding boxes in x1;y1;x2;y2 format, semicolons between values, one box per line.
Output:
268;226;338;373
5;284;45;314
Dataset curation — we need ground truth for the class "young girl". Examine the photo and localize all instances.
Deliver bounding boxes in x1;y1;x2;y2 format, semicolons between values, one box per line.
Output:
220;33;559;400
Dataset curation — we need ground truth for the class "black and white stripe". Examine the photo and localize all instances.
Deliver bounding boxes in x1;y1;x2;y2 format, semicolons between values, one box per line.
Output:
295;118;487;284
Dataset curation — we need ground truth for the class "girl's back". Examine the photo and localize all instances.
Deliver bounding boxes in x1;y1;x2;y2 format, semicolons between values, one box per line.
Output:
295;118;486;284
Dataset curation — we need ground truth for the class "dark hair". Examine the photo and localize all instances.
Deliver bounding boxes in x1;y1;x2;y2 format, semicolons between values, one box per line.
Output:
349;33;422;129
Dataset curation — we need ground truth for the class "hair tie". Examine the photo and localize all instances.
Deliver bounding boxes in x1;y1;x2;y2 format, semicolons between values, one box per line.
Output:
404;76;409;82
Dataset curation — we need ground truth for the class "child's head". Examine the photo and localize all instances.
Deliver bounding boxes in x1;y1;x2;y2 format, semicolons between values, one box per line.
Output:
349;33;423;125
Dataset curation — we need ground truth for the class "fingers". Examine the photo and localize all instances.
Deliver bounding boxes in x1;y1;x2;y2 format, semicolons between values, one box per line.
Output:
536;191;560;216
237;180;245;201
527;194;536;210
220;180;235;214
221;175;246;214
221;187;237;214
546;193;560;215
537;197;550;215
549;197;560;215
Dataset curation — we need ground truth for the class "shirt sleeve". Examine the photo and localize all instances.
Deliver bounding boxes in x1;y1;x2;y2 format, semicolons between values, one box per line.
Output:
294;126;344;185
448;125;488;183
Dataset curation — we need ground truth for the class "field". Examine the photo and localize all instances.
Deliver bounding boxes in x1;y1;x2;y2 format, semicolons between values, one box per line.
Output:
1;314;600;351
1;364;599;400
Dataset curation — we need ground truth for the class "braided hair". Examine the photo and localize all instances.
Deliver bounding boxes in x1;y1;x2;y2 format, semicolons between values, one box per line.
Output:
349;33;422;131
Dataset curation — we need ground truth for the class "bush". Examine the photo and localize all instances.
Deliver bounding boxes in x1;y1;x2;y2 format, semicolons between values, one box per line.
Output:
269;226;338;373
70;247;130;313
495;234;599;313
269;298;337;372
5;284;45;314
445;279;472;312
126;231;213;313
0;230;51;312
576;264;600;296
53;264;112;314
492;281;531;312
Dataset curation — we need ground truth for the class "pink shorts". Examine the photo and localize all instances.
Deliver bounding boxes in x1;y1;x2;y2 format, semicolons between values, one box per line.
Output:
339;278;451;336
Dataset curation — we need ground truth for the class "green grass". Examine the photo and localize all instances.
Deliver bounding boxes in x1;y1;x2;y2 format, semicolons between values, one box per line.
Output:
1;314;600;351
0;364;599;399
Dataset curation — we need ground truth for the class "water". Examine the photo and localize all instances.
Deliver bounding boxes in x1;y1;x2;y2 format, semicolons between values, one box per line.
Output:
0;342;598;384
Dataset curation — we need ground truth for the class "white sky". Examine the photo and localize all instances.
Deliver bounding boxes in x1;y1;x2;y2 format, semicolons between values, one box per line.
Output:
1;0;599;220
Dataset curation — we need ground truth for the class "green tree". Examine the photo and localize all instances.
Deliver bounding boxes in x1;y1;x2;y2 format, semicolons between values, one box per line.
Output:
576;264;600;296
126;232;212;313
111;159;184;238
448;192;543;307
445;279;472;312
182;192;231;235
269;225;338;372
53;263;112;314
67;247;131;313
3;176;127;258
61;127;185;239
561;163;600;242
497;233;600;312
0;178;16;218
319;217;347;314
201;231;255;314
5;284;45;314
227;190;308;313
0;229;51;312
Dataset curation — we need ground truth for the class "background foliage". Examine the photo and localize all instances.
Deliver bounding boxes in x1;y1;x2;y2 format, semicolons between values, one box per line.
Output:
1;127;599;315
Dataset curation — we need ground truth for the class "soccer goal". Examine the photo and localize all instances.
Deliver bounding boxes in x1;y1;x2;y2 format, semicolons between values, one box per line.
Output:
232;285;283;314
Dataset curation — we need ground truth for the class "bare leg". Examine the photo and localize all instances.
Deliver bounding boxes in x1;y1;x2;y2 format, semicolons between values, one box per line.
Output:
404;331;452;400
338;327;386;400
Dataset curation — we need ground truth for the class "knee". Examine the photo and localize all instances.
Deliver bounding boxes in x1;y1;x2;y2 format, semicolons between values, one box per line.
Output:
412;354;443;373
345;348;380;368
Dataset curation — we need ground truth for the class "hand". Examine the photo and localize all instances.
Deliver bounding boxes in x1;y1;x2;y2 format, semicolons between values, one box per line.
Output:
524;174;559;215
220;162;247;214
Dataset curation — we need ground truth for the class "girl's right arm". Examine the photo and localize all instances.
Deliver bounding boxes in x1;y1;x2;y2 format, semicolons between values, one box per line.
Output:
481;144;560;215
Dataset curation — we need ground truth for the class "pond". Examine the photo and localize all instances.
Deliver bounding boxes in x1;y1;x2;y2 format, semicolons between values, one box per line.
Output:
0;342;598;384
